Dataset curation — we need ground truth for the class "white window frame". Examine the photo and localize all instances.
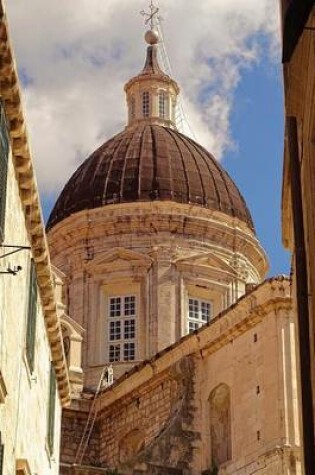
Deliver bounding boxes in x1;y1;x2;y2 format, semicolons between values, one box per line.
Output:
107;295;137;362
187;297;212;334
158;91;167;119
142;91;150;118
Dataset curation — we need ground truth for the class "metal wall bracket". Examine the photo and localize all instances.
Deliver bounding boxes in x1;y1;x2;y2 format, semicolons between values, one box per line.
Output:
0;244;31;275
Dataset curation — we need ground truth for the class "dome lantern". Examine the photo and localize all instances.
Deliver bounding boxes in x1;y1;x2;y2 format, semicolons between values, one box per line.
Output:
124;27;180;130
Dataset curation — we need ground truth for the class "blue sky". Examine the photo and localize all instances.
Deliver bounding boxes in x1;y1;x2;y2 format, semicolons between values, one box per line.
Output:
223;55;290;276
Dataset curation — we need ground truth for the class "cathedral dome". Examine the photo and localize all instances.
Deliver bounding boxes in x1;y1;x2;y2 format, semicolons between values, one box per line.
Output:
47;124;254;231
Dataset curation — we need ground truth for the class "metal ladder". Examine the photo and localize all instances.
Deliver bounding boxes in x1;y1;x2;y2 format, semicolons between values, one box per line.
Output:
74;365;113;465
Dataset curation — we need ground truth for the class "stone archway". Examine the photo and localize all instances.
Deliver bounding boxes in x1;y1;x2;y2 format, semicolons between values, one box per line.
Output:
209;383;231;467
119;429;145;464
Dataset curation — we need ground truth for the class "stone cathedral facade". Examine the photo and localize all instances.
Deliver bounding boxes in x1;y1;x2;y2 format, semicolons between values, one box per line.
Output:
0;3;305;474
45;27;304;475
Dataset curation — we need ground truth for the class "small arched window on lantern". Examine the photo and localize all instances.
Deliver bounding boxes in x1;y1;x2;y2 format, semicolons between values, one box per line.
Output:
142;91;150;118
159;91;167;119
172;98;177;123
130;96;136;121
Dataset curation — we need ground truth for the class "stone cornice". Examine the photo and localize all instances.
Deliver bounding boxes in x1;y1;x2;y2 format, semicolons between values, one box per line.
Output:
48;201;268;279
98;277;291;410
0;3;70;405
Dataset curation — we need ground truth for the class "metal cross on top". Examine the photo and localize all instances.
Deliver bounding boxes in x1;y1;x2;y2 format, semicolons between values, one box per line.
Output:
140;0;159;29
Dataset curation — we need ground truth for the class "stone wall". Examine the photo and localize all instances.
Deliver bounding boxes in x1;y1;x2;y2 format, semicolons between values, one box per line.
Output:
60;357;200;474
99;358;198;473
0;148;62;473
59;279;303;474
60;404;100;467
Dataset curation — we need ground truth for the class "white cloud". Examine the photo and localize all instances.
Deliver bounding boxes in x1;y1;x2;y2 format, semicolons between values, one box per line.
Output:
5;0;280;196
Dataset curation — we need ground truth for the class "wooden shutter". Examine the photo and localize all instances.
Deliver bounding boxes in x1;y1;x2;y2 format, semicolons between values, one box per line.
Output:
47;363;56;455
0;101;9;242
26;260;37;372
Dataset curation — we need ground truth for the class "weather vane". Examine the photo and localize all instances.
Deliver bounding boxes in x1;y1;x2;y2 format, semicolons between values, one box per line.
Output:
140;0;159;29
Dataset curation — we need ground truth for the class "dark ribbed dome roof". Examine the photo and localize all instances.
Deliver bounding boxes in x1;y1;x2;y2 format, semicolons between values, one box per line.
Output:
47;125;254;231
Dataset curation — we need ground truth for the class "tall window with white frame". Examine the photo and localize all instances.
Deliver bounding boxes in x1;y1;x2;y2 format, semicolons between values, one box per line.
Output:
108;295;137;362
188;298;212;333
142;91;150;118
158;91;166;119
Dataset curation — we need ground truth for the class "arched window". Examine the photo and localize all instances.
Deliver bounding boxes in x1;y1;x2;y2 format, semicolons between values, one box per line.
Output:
130;96;136;120
209;384;232;467
159;91;167;119
142;91;150;118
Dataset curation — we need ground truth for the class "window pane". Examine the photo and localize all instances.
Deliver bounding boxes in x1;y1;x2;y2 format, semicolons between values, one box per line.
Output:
124;296;136;316
109;344;120;362
189;321;199;333
124;342;135;361
124;319;135;339
107;295;137;363
187;297;212;336
189;299;199;320
131;96;136;119
142;91;150;118
109;297;121;317
159;92;166;119
109;321;121;341
201;302;211;322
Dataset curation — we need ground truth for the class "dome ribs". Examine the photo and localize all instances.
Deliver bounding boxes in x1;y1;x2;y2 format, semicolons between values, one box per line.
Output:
103;132;131;204
47;125;254;232
163;127;188;203
120;127;142;201
151;126;173;200
139;125;155;199
149;125;160;199
170;130;201;204
164;127;190;203
92;134;123;206
138;125;149;198
181;135;222;211
168;128;210;206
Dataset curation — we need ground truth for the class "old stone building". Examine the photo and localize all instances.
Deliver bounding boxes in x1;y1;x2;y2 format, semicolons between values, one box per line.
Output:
42;19;304;475
0;0;308;473
0;2;70;474
280;1;315;472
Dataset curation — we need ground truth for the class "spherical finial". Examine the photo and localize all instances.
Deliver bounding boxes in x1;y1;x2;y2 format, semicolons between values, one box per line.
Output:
145;29;159;45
